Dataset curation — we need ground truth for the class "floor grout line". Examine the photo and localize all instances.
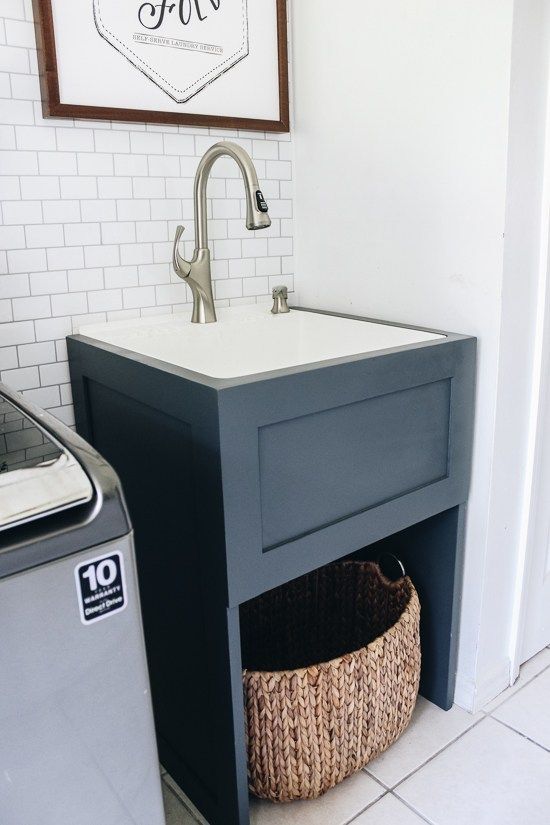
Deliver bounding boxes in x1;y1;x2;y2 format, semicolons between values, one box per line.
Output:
391;791;438;824
387;711;487;792
343;788;389;824
490;714;550;754
393;788;440;824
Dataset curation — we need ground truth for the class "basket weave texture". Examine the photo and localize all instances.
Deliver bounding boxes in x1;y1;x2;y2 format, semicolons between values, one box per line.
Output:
241;560;421;802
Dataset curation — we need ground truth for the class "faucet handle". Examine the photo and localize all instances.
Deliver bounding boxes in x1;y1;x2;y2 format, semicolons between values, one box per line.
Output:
172;225;192;279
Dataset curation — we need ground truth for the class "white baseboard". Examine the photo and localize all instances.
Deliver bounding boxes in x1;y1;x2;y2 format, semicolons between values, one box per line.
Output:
453;659;512;713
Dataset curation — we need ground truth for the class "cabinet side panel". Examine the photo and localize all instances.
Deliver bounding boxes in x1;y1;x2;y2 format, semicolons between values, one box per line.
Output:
84;379;217;808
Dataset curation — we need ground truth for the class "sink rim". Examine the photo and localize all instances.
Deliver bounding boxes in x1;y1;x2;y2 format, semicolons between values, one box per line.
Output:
72;304;461;386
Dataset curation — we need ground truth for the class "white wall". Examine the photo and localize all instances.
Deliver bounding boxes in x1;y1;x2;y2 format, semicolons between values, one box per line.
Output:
0;0;294;427
291;0;547;709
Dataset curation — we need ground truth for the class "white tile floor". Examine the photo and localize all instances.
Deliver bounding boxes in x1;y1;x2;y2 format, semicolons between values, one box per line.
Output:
162;647;550;825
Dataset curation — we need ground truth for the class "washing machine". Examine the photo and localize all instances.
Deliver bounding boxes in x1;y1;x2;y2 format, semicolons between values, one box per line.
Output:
0;382;165;825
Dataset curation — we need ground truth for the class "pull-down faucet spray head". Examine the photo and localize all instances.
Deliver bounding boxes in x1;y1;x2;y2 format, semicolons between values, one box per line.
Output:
172;141;271;323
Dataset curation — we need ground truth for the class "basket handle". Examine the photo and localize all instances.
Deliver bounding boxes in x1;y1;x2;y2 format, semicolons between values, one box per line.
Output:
378;552;406;581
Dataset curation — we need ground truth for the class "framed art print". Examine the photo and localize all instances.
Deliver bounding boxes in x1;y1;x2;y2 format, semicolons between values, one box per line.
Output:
33;0;289;131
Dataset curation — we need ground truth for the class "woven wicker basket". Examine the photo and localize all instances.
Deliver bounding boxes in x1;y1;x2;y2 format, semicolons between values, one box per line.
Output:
241;560;420;802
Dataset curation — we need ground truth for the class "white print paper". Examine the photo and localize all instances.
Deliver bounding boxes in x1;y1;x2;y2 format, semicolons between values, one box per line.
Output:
50;0;280;120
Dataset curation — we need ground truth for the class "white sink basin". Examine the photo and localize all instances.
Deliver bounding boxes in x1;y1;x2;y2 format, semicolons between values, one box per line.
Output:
77;305;444;379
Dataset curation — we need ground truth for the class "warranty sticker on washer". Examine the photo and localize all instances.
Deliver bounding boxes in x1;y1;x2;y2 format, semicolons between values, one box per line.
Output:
75;551;127;625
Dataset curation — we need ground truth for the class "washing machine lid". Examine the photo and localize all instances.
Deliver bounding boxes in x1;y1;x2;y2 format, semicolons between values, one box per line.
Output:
0;395;93;530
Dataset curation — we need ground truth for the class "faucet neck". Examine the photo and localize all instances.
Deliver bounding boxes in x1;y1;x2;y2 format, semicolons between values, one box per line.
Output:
193;141;261;249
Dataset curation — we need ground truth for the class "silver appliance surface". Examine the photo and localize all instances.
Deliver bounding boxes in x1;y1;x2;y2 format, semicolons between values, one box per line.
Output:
0;394;93;529
0;535;165;825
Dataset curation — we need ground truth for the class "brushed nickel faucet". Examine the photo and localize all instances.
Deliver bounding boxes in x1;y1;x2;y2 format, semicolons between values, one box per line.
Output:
172;141;271;324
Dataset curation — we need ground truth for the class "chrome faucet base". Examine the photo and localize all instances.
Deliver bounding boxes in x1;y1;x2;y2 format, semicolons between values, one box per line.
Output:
172;141;271;324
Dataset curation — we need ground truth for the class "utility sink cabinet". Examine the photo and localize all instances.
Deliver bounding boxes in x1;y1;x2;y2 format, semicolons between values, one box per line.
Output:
67;306;476;825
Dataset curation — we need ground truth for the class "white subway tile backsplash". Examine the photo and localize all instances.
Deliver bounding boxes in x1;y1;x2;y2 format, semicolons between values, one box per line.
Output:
12;294;50;321
148;155;180;177
94;131;130;153
0;299;13;322
101;221;135;245
0;1;293;420
38;151;77;175
22;384;60;408
9;73;38;101
104;265;138;289
4;19;35;48
56;127;94;152
268;237;293;256
0;225;25;250
3;1;26;21
117;199;150;221
87;289;122;313
155;282;188;305
42;200;80;223
15;125;54;152
0;73;12;98
242;238;268;258
130;131;163;155
17;340;56;367
0;365;39;390
1;272;30;298
0;347;19;370
0;176;21;199
256;256;282;277
25;223;64;248
77;152;113;176
61;177;97;199
46;246;84;270
163;133;194;155
138;263;170;285
132;177;165;199
84;244;119;268
120;242;152;266
39;360;70;385
0;45;29;73
0;98;33;125
123;285;155;309
68;267;103;292
7;247;46;273
136;220;167;242
98;176;133;199
114;153;148;176
1;149;37;175
1;319;34;345
214;239;241;259
29;270;67;295
20;175;59;198
51;292;87;317
81;199;116;222
34;315;72;342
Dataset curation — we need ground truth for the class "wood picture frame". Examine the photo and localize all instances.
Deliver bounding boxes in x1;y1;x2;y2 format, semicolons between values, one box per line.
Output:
32;0;289;132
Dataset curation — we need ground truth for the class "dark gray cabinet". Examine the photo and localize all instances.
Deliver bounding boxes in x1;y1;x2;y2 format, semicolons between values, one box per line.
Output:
68;308;476;825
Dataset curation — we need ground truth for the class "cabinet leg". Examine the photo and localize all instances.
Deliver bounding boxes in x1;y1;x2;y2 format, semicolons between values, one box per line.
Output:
158;605;250;825
362;505;465;710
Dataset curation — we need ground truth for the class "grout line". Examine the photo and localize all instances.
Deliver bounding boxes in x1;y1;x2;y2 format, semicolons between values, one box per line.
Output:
490;714;550;754
391;792;436;824
387;712;487;791
392;790;439;825
343;788;389;824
